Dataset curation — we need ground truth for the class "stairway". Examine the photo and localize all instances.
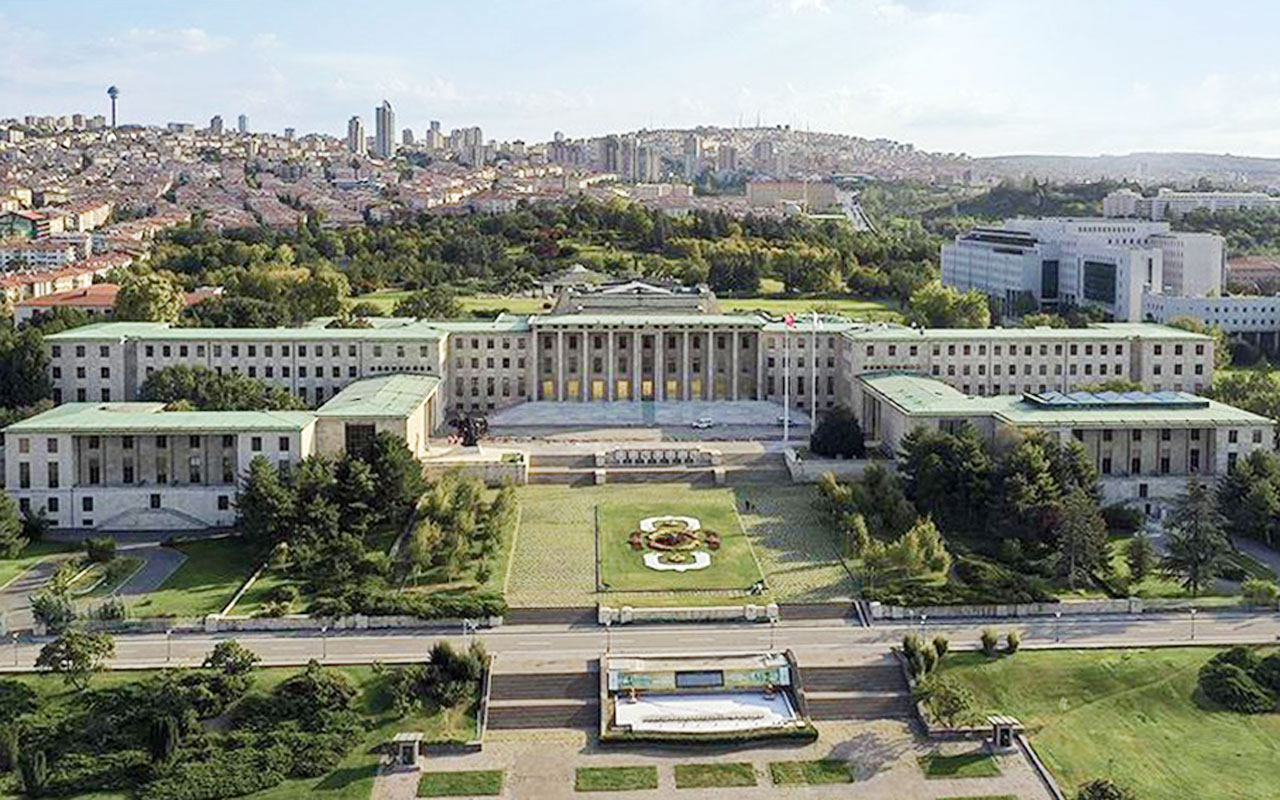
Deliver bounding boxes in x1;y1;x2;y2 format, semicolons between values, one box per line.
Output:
486;670;598;731
800;662;914;721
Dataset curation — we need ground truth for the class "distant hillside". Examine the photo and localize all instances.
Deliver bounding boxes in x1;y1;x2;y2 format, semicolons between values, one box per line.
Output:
975;152;1280;186
923;180;1127;221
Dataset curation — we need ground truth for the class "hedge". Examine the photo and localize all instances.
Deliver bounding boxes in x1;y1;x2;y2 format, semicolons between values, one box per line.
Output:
137;747;291;800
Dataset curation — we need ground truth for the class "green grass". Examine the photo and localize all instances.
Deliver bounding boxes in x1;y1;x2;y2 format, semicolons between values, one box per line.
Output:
938;796;1018;800
1104;534;1275;599
0;540;75;588
354;289;548;316
4;664;478;800
718;294;903;321
673;763;757;789
768;760;852;785
917;752;1002;779
574;766;659;792
597;490;763;592
938;647;1280;799
507;483;850;607
128;538;260;618
417;771;503;797
72;556;144;598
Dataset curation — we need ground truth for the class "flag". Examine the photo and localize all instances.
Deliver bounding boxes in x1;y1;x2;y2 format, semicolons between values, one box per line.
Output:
783;313;795;328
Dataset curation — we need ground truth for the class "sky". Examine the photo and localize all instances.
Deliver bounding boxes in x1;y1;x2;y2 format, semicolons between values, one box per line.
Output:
2;0;1279;158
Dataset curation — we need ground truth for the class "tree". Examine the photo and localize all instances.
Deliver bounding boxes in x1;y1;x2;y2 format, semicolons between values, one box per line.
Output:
114;272;186;322
202;639;260;676
140;364;306;411
1054;487;1108;589
1218;449;1280;546
809;405;866;459
148;714;181;765
899;425;991;532
1162;480;1230;597
908;281;991;328
19;749;47;798
365;432;427;523
0;491;26;558
236;456;296;545
0;326;53;409
1127;530;1155;583
30;588;75;634
914;675;975;728
394;285;461;319
34;629;115;692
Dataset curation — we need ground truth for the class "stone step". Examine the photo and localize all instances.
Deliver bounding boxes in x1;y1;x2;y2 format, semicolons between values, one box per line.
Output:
801;665;908;694
807;694;914;720
486;702;597;730
489;672;597;702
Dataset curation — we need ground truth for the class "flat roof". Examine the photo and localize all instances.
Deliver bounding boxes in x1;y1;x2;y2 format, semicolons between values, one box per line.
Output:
860;373;1270;427
43;321;446;342
3;403;316;434
846;321;1209;341
533;312;765;327
314;373;440;418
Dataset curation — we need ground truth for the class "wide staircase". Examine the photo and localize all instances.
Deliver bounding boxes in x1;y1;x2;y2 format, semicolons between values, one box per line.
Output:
486;669;598;731
525;448;786;484
800;662;914;721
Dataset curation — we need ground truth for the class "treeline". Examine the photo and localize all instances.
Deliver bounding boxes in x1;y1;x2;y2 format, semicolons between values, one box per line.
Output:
406;474;517;589
139;365;306;411
1177;207;1280;256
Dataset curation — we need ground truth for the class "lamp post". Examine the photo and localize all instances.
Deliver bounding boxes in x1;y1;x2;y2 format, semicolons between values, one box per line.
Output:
321;625;329;661
919;613;928;641
11;633;18;667
165;629;173;663
1190;608;1197;641
603;619;612;653
1054;611;1062;643
770;618;777;650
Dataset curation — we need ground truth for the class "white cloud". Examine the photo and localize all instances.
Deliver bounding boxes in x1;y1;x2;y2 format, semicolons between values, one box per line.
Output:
109;27;232;56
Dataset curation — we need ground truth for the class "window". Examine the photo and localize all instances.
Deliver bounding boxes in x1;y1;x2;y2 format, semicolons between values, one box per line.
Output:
218;496;230;511
150;494;161;509
47;498;58;513
17;438;29;454
18;463;29;489
47;463;58;489
1229;430;1239;444
251;436;262;451
1253;429;1263;444
123;461;134;484
156;435;167;449
82;497;94;512
278;437;289;451
189;435;200;449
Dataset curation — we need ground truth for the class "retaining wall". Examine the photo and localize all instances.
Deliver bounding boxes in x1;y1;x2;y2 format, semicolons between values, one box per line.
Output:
598;603;779;625
783;449;895;483
870;598;1142;620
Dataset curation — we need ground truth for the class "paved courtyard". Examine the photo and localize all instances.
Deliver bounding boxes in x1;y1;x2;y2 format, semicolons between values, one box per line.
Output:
488;400;810;439
375;722;1056;800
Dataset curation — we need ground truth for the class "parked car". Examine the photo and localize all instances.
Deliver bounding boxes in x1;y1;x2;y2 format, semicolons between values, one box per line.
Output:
691;417;715;429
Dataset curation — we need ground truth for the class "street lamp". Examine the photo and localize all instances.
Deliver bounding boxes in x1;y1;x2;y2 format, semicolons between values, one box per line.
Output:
919;613;928;641
1054;611;1062;643
1190;608;1197;641
770;618;777;650
165;629;173;663
11;633;18;667
603;619;612;653
321;625;329;661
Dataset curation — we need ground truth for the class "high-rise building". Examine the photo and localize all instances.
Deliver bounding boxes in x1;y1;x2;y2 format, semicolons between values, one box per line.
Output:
682;133;703;180
347;116;366;155
717;145;738;175
209;115;223;135
636;145;660;182
284;127;295;141
237;114;248;134
71;114;85;129
402;128;415;146
374;100;396;159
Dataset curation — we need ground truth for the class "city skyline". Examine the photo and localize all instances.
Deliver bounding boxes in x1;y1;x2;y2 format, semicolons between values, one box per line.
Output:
2;0;1279;157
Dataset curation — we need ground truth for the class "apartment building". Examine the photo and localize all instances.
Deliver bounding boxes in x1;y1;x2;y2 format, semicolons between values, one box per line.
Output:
1104;187;1280;220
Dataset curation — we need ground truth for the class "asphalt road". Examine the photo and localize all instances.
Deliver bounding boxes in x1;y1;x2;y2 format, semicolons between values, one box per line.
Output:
2;611;1278;673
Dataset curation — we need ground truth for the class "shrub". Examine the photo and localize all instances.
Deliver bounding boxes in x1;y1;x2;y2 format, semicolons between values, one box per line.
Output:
932;634;949;660
921;646;938;676
1254;653;1280;693
0;680;38;724
264;584;299;606
30;590;75;634
1210;645;1260;672
980;628;1000;657
137;747;290;800
1242;578;1280;608
0;724;17;773
85;536;117;563
46;749;150;795
94;598;128;621
901;634;922;662
913;675;975;728
1005;630;1021;654
1101;504;1143;534
1197;661;1276;713
20;749;48;798
1077;778;1136;800
202;640;260;676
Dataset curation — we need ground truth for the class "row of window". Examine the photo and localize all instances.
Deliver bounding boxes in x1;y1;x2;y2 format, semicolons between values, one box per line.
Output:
17;493;235;529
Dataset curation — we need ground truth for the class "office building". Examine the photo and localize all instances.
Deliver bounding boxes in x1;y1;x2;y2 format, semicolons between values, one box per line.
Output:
941;218;1225;321
402;128;414;146
237;114;248;134
374;100;396;159
209;115;223;135
1104;188;1280;220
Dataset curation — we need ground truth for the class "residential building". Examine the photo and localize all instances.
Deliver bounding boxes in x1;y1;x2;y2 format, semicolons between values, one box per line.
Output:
1103;187;1280;219
374;100;396;159
347;116;366;155
745;180;838;212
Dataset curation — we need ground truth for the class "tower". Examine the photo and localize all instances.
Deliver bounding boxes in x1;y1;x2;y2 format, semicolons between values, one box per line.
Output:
106;85;119;128
374;100;396;159
238;114;248;134
347;116;366;155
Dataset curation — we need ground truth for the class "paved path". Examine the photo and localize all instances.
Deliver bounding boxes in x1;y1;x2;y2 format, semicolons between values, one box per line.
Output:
0;559;67;631
113;545;187;599
1232;535;1280;578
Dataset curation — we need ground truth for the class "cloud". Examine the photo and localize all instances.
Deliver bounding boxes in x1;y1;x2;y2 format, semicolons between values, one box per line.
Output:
108;27;232;56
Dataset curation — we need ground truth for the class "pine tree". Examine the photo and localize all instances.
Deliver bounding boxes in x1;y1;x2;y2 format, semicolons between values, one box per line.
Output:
1054;487;1108;589
1127;530;1155;583
0;491;27;559
1163;480;1230;597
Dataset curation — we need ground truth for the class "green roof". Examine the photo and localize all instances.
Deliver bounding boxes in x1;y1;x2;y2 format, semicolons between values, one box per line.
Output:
3;403;316;434
44;321;446;342
533;312;766;327
314;374;440;418
846;321;1210;341
860;373;1269;427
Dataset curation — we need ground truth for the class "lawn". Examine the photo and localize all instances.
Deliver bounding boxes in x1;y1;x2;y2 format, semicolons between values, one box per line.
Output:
0;540;75;588
70;556;144;598
127;538;260;618
938;648;1280;799
2;664;477;800
768;760;853;785
574;766;659;792
718;294;903;321
597;490;764;593
1105;534;1275;600
506;483;850;607
917;751;1002;779
417;771;503;797
673;763;758;789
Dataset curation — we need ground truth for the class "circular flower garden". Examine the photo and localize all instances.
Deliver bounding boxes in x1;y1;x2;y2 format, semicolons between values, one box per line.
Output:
629;515;721;570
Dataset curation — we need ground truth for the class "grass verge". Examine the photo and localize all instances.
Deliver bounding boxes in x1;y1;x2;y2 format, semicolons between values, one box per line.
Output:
128;538;259;618
417;770;504;797
917;752;1002;779
574;766;659;792
768;759;853;785
673;763;757;789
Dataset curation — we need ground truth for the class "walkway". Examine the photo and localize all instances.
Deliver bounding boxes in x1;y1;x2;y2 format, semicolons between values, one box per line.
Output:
0;559;68;631
1231;535;1280;578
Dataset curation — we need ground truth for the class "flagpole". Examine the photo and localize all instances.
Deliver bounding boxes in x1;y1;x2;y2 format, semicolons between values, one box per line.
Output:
810;310;817;430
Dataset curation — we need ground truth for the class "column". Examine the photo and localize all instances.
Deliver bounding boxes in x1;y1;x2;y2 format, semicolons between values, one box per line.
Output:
556;329;565;402
529;328;539;400
607;330;615;401
706;330;716;400
682;331;691;400
632;329;641;402
655;329;664;401
581;330;590;402
756;332;765;400
731;329;740;401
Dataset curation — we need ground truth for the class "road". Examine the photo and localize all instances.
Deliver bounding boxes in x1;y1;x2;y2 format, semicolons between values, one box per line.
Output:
1;610;1278;672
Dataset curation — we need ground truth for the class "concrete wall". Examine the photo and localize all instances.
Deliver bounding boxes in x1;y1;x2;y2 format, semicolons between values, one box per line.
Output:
599;603;779;625
783;449;895;483
870;598;1142;620
423;454;527;487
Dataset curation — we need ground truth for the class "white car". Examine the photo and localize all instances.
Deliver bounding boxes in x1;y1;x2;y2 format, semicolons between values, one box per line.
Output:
691;417;715;429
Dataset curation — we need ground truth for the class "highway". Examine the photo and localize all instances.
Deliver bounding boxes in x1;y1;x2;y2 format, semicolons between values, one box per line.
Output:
2;610;1278;672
